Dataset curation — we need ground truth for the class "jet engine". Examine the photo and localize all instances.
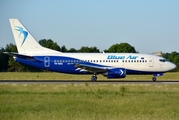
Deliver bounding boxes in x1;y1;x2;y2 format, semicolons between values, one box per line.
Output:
103;68;126;78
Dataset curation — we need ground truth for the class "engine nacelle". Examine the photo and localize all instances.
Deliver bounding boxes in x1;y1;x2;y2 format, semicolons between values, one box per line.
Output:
103;68;126;78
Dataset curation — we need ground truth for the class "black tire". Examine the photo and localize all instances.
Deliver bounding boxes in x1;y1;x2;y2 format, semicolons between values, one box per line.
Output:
152;77;156;82
91;76;97;81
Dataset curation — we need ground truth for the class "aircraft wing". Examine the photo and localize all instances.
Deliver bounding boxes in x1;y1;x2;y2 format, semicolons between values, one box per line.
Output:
74;63;110;73
3;52;42;62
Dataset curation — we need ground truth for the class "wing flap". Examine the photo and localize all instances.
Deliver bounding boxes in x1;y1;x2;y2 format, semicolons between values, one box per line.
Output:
74;63;108;73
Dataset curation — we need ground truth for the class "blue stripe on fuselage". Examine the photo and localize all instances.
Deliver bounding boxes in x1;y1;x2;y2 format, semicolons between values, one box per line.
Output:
15;56;164;75
15;56;109;74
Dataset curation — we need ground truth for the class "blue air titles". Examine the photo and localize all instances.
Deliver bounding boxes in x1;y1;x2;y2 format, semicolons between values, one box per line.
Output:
107;55;138;60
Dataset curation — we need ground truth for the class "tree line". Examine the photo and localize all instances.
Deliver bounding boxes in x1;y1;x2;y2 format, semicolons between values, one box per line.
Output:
0;39;178;72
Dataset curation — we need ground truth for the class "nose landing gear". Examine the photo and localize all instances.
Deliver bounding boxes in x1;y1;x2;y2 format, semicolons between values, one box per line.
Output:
152;73;163;82
152;77;156;82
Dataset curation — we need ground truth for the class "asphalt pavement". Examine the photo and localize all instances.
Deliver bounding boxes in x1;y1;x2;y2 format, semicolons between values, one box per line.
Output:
0;80;179;84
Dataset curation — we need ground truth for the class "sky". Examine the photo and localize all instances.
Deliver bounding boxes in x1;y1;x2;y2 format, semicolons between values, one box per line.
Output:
0;0;179;53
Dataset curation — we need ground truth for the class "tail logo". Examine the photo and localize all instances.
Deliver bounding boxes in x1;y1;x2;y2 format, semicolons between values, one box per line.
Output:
15;26;28;46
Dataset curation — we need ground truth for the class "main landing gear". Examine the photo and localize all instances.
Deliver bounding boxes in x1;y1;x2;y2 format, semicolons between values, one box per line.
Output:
91;74;97;81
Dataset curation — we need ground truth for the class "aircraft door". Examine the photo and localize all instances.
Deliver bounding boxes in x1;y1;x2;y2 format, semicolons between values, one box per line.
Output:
149;57;153;67
44;57;50;67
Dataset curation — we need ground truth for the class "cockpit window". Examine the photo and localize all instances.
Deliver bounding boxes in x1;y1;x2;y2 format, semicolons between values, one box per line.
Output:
159;59;168;62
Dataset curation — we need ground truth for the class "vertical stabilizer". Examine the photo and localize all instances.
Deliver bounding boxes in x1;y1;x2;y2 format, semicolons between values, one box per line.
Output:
9;19;60;54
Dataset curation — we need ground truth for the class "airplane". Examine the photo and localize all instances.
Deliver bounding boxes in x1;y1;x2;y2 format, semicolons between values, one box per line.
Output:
4;19;176;81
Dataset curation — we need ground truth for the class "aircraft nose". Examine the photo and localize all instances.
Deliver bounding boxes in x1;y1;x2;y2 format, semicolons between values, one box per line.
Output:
170;63;176;70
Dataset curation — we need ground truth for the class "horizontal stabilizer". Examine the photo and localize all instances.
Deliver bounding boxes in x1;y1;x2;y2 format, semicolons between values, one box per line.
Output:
3;52;42;62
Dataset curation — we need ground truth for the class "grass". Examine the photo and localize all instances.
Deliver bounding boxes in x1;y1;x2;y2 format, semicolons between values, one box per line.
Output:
0;72;179;80
1;84;179;120
0;72;179;119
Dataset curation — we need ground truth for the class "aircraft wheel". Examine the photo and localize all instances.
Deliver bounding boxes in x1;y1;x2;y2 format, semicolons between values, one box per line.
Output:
152;77;156;82
91;75;97;81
